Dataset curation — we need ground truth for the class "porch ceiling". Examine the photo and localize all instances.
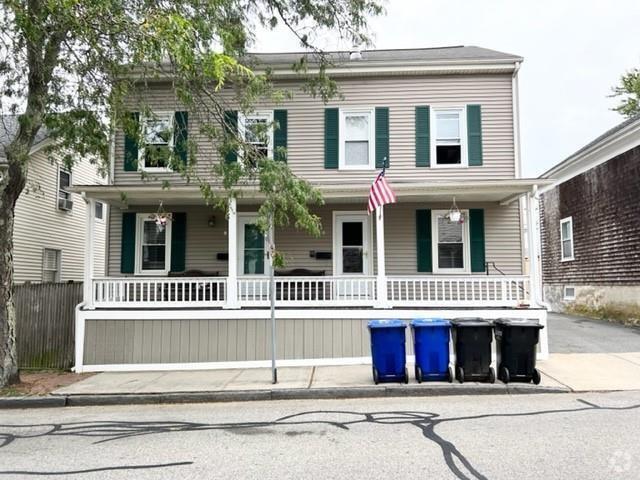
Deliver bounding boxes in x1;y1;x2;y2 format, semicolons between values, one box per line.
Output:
72;178;553;206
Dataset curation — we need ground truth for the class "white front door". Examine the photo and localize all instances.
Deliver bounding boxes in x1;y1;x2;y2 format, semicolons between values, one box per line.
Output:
238;215;269;276
334;213;372;276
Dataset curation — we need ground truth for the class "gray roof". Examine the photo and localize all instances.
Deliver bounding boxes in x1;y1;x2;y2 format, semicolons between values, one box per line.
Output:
540;113;640;178
0;115;50;161
244;45;522;66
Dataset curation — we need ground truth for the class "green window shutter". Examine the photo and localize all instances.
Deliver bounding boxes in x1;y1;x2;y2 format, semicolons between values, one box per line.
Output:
469;208;486;272
173;111;188;168
223;110;238;163
467;105;483;166
124;112;139;171
416;209;433;273
120;212;136;274
273;109;288;162
170;212;187;273
415;106;430;167
324;108;339;169
375;107;389;168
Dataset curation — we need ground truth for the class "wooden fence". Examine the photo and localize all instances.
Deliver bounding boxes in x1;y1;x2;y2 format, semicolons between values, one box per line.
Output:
15;282;82;370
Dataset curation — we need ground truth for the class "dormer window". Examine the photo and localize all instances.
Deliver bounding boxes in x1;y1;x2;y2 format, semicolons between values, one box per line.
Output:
141;112;174;172
432;107;468;167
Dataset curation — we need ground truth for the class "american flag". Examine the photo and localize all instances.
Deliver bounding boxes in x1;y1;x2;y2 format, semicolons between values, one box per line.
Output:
367;168;397;214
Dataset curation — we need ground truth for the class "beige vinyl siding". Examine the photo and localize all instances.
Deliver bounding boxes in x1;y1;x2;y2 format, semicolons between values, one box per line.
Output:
107;202;522;276
84;317;414;365
113;74;515;185
13;149;107;283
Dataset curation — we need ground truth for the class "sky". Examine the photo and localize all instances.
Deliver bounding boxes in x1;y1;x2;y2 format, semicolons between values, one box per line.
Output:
252;0;640;177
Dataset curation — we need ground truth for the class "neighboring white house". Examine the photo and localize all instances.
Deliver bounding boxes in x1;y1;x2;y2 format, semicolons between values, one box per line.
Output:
0;116;107;284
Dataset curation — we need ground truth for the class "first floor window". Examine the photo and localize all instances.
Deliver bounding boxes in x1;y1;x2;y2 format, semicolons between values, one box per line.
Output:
340;109;374;169
136;215;171;273
560;217;574;261
433;107;466;166
142;112;173;170
42;248;61;282
58;168;73;210
433;210;469;272
94;201;104;220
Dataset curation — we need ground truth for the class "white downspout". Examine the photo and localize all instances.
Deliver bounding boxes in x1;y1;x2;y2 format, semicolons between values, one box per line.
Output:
512;61;522;180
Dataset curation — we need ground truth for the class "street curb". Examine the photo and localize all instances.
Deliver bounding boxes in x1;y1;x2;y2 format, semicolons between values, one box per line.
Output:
0;383;570;409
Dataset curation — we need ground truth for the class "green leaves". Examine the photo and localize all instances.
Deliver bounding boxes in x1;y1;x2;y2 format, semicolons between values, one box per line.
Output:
611;68;640;118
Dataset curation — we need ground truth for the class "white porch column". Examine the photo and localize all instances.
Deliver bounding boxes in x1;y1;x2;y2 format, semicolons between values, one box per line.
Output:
527;187;549;359
225;196;240;309
375;206;389;308
83;196;95;309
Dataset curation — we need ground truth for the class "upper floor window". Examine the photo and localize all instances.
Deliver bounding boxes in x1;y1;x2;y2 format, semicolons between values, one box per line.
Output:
560;217;574;261
432;210;470;273
432;107;467;167
57;168;73;211
339;108;375;170
42;248;61;282
239;111;273;164
141;112;173;172
135;214;172;275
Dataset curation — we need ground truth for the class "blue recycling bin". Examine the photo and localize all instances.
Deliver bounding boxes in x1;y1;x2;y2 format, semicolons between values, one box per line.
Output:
367;319;408;384
410;318;453;383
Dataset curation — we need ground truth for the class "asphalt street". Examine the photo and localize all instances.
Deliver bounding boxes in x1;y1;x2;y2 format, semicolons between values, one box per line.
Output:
1;391;639;479
547;313;640;353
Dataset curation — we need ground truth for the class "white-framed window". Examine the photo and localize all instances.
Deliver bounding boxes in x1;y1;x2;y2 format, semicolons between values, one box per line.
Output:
564;286;576;301
42;248;61;282
57;168;73;211
339;108;375;170
560;216;574;261
239;111;274;164
135;213;172;275
432;210;470;273
94;201;104;221
431;107;467;167
139;112;174;172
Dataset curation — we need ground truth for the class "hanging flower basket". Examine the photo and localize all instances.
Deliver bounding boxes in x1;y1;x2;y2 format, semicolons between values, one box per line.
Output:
149;201;172;232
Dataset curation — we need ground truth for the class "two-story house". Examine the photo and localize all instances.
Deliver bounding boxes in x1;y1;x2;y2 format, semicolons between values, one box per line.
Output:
1;116;107;284
71;46;551;373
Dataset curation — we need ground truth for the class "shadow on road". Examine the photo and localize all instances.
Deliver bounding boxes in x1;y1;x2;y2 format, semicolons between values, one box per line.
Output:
0;398;638;478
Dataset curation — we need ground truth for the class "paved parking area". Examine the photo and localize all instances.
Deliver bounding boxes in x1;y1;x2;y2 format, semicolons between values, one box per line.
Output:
547;312;640;353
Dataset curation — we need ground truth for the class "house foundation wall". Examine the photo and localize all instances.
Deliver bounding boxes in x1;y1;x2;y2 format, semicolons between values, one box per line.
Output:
544;284;640;317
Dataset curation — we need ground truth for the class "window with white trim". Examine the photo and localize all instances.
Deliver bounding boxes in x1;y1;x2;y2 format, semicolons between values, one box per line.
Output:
560;217;574;261
57;168;73;211
42;248;61;282
432;107;467;166
140;112;173;171
135;214;172;274
432;210;470;272
339;108;375;170
564;286;576;300
239;111;273;164
94;201;104;221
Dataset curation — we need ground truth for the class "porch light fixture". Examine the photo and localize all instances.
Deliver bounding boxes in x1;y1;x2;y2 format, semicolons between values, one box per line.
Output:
149;200;172;232
446;197;464;224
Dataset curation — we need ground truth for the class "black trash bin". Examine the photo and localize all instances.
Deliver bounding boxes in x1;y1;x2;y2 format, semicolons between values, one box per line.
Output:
494;318;544;384
451;318;495;383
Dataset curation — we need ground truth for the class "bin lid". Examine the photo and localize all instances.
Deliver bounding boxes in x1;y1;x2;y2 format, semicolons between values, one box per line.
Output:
451;317;493;327
411;318;450;327
495;318;544;329
367;319;406;329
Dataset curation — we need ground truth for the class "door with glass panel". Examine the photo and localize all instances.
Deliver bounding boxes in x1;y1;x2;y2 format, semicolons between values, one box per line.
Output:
238;215;269;301
334;213;372;299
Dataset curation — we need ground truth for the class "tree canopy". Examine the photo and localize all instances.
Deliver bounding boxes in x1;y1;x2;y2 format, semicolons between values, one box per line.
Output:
611;67;640;118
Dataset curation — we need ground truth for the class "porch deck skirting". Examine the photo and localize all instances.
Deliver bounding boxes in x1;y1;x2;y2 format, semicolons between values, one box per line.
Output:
75;307;548;372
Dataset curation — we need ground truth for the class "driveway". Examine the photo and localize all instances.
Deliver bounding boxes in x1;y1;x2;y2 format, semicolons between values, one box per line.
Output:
547;312;640;353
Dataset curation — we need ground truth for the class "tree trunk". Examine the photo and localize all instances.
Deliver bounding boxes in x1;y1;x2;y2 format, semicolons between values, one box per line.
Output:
0;160;26;387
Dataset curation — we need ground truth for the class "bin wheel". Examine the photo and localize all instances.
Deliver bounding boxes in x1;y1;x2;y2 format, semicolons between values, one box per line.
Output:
500;366;510;384
372;367;379;385
415;366;423;383
488;367;496;384
447;366;454;383
456;366;465;384
404;368;409;384
532;368;541;385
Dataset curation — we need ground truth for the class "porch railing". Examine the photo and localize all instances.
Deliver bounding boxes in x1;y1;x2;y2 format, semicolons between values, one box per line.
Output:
92;277;227;308
386;275;530;307
237;275;377;307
